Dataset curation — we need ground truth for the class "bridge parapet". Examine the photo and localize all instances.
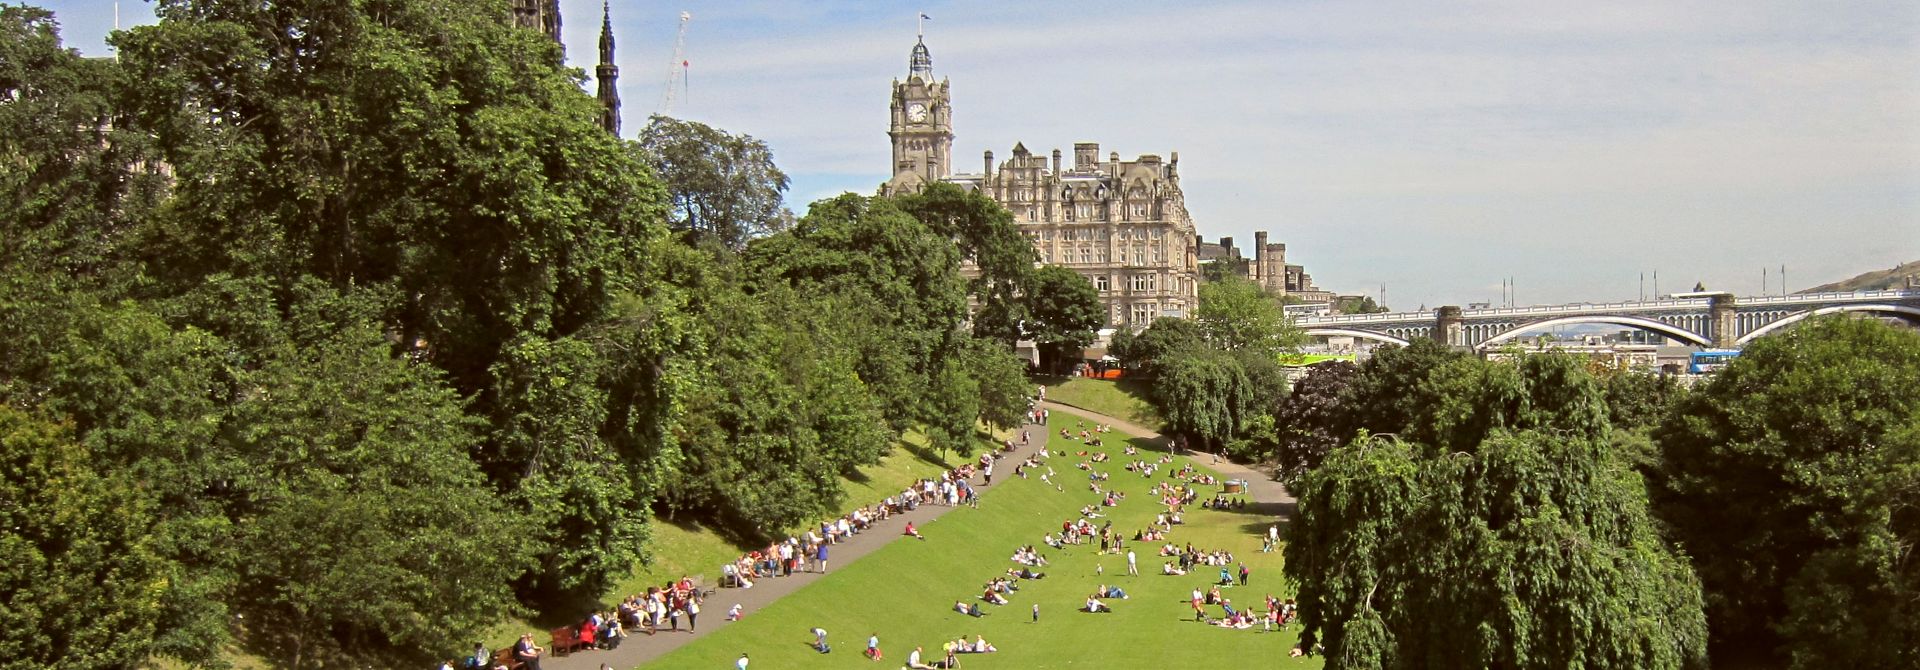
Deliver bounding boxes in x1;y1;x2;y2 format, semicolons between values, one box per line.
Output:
1296;289;1920;350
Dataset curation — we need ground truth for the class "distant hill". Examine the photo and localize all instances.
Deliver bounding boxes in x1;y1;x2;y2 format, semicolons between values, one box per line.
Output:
1799;261;1920;293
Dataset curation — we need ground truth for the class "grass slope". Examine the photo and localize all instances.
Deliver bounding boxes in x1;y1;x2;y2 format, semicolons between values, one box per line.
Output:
1040;377;1161;428
484;431;978;650
643;414;1316;669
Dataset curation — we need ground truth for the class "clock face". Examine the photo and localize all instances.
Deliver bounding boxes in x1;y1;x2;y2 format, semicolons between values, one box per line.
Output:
907;103;929;123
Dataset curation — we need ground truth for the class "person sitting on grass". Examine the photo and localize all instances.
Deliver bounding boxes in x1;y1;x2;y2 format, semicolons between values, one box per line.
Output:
982;588;1009;606
1083;594;1110;613
969;635;997;653
1219;567;1234;585
954;600;985;617
904;521;925;540
907;646;938;670
1097;584;1128;599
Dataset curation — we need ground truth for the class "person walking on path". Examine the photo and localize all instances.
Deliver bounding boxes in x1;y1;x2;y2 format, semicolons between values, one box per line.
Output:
686;596;701;632
815;542;829;574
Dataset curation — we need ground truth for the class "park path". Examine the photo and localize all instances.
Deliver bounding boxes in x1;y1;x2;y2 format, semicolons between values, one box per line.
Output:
544;415;1054;670
1038;400;1296;510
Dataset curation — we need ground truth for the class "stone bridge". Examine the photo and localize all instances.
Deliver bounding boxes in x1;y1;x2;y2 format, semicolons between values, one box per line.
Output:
1296;289;1920;350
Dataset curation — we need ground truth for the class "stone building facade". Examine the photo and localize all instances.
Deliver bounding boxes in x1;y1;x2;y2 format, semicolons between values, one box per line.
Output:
1195;232;1333;303
883;38;1199;329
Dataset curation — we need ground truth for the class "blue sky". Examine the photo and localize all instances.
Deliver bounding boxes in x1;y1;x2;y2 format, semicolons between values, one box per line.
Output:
36;0;1920;308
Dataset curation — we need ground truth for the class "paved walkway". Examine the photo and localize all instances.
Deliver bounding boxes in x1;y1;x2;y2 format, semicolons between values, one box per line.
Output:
545;416;1055;670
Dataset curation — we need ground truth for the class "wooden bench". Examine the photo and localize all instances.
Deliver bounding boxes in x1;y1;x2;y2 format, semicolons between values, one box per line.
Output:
492;647;525;670
549;626;581;657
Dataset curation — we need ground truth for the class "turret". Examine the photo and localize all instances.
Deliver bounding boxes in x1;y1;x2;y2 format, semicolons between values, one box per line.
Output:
595;1;621;135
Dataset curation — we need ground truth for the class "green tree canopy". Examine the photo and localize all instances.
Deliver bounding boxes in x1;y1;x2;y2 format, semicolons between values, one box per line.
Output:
1024;264;1103;374
1287;430;1708;670
0;407;166;670
1653;316;1920;668
1112;316;1204;377
895;182;1036;345
639;115;791;250
1194;275;1299;358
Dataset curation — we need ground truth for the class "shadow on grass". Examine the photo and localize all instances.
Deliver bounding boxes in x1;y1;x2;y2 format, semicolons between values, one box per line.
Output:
1237;515;1294;538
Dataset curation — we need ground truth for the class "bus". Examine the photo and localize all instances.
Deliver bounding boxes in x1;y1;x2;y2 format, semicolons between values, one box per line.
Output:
1689;349;1740;374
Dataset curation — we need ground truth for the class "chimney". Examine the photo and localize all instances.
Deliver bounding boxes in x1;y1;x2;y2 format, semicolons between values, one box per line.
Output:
1221;237;1234;258
1254;231;1268;285
984;150;994;180
1074;143;1098;170
1052;149;1062;176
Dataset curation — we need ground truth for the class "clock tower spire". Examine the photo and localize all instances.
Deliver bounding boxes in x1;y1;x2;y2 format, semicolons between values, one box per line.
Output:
886;33;953;193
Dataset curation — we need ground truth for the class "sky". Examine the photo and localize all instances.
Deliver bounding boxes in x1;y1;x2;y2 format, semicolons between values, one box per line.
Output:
36;0;1920;309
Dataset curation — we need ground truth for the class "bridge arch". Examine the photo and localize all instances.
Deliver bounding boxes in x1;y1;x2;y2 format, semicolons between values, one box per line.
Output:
1733;304;1920;346
1303;328;1411;347
1474;315;1712;351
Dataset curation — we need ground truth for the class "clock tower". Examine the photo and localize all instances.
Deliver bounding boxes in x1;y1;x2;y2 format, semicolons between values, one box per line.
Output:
887;37;953;191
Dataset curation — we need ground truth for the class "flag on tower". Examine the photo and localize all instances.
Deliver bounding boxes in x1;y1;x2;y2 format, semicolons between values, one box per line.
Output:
921;13;932;20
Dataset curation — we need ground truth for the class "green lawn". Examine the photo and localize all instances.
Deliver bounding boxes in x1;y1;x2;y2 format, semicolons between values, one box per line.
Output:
642;414;1315;669
1040;377;1162;428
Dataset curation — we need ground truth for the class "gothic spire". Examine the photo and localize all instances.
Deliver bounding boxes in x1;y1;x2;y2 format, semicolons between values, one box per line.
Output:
596;0;621;135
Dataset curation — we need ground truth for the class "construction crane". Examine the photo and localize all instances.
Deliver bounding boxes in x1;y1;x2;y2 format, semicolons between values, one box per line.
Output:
658;11;691;115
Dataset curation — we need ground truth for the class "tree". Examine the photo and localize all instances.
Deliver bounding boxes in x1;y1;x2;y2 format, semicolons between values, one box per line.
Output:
895;182;1036;345
227;322;532;667
1287;431;1708;669
1113;316;1204;377
638;115;791;250
749;193;969;432
966;339;1032;432
1200;257;1250;283
1024;265;1103;374
1338;339;1470;440
0;407;166;670
1653;316;1920;668
1272;360;1360;488
0;5;161;288
1194;275;1299;357
1152;347;1255;450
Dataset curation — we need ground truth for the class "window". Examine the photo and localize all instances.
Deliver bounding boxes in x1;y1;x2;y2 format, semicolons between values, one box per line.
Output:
1151;227;1164;240
1130;274;1157;292
1041;229;1052;241
1041;249;1052;263
1119;228;1131;241
1132;248;1146;266
1079;248;1092;264
1097;247;1109;263
1077;204;1092;219
1131;303;1156;325
1095;275;1111;292
1131;203;1149;218
1152;246;1164;264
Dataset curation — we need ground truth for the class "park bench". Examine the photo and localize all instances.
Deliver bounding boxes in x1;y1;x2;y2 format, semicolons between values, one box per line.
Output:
492;647;525;670
549;626;581;656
